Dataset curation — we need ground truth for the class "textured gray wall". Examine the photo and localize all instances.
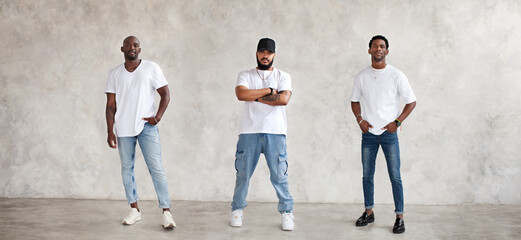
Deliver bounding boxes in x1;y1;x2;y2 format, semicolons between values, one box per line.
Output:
1;0;520;205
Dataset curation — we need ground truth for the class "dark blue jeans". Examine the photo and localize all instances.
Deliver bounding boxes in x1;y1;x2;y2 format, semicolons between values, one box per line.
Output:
362;131;403;214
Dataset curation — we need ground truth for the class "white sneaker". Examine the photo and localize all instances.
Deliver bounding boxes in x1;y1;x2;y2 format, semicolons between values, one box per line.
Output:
281;212;294;231
122;208;141;225
230;210;243;227
162;211;176;229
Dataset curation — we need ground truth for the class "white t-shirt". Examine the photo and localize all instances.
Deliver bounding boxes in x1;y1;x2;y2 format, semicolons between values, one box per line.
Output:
105;60;168;137
350;65;416;135
237;68;292;135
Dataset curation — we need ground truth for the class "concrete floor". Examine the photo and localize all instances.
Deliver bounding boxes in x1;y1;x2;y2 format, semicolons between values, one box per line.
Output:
1;199;520;240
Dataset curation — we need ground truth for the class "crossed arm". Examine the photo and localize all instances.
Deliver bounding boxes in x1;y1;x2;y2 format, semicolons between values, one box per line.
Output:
235;85;292;106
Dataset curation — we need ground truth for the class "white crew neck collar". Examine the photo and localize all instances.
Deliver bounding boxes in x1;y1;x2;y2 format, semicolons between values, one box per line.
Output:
372;65;387;72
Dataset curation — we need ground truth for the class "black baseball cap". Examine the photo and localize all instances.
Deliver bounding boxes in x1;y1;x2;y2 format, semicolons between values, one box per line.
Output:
257;38;276;53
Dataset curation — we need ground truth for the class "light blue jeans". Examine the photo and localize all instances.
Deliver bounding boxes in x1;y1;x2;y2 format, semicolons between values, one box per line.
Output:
231;134;294;213
361;131;403;214
117;123;171;209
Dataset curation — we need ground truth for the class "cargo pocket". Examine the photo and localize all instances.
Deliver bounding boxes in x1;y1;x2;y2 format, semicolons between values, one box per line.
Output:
235;151;246;178
278;154;289;181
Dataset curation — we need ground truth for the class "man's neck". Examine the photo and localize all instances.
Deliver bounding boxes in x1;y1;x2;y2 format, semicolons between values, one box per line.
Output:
125;59;141;72
371;61;386;69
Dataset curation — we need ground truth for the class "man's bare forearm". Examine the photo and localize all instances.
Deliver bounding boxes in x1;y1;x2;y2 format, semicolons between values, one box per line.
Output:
258;90;291;106
236;86;271;101
155;86;170;121
155;96;170;121
105;93;116;133
351;102;362;122
105;104;116;133
261;94;280;102
397;101;416;123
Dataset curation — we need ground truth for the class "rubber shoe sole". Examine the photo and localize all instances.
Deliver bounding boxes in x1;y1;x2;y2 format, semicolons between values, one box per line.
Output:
163;223;175;229
355;218;374;226
122;216;141;225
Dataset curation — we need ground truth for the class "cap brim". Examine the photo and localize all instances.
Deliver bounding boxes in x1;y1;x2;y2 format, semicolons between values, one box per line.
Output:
257;48;275;53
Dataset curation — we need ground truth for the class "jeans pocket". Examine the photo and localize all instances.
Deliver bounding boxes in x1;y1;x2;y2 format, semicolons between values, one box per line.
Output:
278;155;289;181
386;129;397;134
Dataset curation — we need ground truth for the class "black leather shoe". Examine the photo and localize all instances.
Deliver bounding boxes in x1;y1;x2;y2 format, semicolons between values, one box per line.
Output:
393;218;405;233
355;211;375;226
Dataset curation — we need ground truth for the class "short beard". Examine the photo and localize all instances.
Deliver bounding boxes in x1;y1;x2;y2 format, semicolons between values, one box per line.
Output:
372;53;385;62
127;54;137;61
257;58;274;70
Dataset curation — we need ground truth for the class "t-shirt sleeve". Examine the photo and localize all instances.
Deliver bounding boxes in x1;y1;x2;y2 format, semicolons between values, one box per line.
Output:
105;69;116;93
397;73;417;104
151;63;168;89
350;75;362;102
278;72;292;92
236;71;249;88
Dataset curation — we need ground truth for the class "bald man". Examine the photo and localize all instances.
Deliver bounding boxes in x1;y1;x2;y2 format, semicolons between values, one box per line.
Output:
105;36;175;229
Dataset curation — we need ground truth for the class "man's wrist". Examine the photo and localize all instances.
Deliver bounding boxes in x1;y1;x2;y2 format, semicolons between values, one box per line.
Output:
355;114;363;124
394;119;401;127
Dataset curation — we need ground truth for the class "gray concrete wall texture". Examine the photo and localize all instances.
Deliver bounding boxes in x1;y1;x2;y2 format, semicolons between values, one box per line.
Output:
1;0;520;205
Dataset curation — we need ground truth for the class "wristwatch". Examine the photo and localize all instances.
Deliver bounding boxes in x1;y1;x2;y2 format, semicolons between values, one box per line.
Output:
394;119;401;127
269;87;274;95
